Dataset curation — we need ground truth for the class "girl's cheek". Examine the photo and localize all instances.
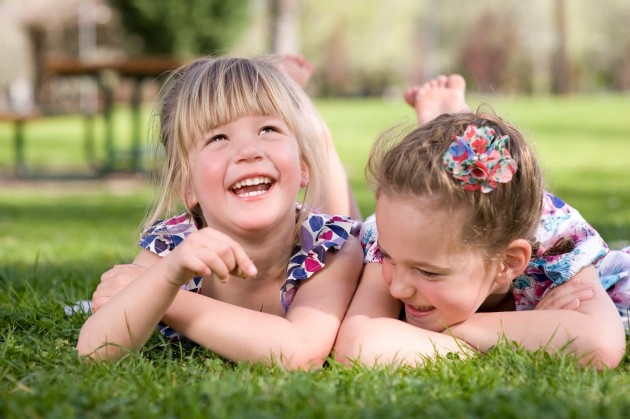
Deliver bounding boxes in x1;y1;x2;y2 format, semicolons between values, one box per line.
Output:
381;262;394;286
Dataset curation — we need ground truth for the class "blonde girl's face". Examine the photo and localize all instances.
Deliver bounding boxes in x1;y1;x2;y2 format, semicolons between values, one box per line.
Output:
185;114;308;236
376;193;507;332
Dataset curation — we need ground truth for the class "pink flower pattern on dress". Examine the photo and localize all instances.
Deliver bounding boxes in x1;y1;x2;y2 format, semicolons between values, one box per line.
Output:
139;208;354;338
360;192;629;328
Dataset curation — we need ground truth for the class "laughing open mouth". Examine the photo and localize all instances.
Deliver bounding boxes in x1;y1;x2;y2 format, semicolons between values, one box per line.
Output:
230;176;273;198
405;304;435;317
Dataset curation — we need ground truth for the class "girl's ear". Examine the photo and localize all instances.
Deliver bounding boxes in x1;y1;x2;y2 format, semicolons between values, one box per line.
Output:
299;159;310;188
183;184;198;211
496;239;531;284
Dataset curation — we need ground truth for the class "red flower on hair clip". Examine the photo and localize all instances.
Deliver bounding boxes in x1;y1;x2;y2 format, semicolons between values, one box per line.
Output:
443;124;517;193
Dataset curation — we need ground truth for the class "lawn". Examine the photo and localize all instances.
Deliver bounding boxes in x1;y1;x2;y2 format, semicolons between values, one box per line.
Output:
1;95;629;418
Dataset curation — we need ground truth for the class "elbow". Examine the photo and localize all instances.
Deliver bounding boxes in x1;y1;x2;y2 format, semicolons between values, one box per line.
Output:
76;335;126;362
76;334;98;359
578;324;627;370
332;322;363;367
276;336;334;371
583;339;626;371
282;355;326;371
278;348;328;371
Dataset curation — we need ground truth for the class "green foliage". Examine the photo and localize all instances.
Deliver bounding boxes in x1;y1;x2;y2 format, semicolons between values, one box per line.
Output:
109;0;251;56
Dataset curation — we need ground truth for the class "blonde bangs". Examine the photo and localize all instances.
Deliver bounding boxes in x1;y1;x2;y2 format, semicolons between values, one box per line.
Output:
145;56;328;234
173;58;304;152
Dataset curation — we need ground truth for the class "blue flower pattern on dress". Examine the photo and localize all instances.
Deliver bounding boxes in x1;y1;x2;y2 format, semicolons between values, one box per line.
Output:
359;192;630;327
139;208;354;339
283;213;351;311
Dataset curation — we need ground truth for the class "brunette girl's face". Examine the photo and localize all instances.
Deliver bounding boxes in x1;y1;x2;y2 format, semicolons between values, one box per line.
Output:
185;114;308;237
375;193;508;332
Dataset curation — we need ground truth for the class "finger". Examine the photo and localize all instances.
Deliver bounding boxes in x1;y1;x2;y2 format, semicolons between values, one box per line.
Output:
232;246;257;279
538;288;594;310
202;229;257;279
100;264;134;281
100;269;115;281
562;298;581;311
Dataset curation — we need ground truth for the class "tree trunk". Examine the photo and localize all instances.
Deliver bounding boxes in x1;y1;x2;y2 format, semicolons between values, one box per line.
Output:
269;0;300;54
553;0;572;94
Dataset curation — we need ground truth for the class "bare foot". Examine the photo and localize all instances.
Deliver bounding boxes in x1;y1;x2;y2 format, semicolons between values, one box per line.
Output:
274;54;314;88
404;74;469;125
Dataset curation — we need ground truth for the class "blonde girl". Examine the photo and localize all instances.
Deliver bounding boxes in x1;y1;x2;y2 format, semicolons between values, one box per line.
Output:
77;57;363;368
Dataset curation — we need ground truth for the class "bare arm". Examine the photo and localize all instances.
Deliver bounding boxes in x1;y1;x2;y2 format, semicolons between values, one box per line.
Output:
448;266;626;369
161;235;363;369
77;228;256;361
334;263;472;366
78;234;363;369
76;255;183;360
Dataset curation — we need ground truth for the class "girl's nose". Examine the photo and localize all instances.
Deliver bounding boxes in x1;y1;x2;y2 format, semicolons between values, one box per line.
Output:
235;138;264;163
384;265;415;300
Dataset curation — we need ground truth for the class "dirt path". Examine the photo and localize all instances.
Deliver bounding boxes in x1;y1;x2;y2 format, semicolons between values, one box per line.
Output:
0;172;150;196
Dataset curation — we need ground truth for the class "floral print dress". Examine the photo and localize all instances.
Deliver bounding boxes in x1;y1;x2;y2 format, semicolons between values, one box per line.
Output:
360;192;630;330
139;209;354;339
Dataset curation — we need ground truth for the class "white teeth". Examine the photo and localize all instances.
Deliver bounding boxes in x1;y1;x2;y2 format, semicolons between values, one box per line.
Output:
231;176;272;190
410;305;433;311
238;190;267;198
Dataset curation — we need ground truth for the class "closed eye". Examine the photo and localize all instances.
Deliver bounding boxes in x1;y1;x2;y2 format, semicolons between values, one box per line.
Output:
380;248;395;264
415;268;440;279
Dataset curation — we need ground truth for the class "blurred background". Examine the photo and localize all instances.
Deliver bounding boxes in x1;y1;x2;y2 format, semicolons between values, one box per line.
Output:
1;0;629;116
0;0;629;230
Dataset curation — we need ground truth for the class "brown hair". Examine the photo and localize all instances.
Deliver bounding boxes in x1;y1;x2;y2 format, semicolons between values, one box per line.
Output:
144;56;328;235
367;112;543;257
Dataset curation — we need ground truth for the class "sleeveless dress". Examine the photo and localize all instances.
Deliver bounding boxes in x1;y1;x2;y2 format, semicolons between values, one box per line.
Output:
139;209;354;339
360;192;630;330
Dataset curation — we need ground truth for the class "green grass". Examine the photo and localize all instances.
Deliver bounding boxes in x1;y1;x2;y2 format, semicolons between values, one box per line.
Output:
1;96;630;418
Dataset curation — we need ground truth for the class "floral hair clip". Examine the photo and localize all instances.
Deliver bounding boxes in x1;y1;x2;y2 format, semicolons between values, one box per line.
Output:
443;124;517;193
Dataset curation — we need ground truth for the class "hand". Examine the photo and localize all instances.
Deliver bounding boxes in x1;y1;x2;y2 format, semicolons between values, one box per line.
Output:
535;277;594;311
162;228;257;286
91;263;147;313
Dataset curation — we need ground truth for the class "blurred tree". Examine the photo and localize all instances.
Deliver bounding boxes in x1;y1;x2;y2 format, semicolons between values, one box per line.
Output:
552;0;571;94
108;0;251;57
269;0;300;54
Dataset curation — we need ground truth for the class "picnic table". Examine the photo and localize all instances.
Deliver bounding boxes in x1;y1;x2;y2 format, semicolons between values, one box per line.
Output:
0;110;41;177
44;56;183;174
2;56;183;177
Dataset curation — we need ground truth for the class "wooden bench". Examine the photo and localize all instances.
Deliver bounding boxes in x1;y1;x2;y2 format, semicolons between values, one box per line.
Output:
0;110;41;176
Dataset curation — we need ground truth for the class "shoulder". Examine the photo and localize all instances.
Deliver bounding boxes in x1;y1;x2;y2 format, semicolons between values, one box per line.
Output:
535;191;608;280
282;211;360;310
515;192;610;309
295;210;355;256
138;212;198;256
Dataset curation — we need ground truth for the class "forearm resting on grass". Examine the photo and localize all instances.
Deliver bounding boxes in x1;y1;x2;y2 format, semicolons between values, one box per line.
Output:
76;260;182;360
447;266;626;369
78;237;363;369
334;263;472;366
166;239;361;369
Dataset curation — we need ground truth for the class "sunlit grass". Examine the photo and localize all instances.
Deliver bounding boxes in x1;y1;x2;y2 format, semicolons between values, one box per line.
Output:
1;96;630;417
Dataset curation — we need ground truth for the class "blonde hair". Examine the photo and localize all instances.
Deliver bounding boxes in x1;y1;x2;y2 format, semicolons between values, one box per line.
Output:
367;112;543;257
145;56;328;236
